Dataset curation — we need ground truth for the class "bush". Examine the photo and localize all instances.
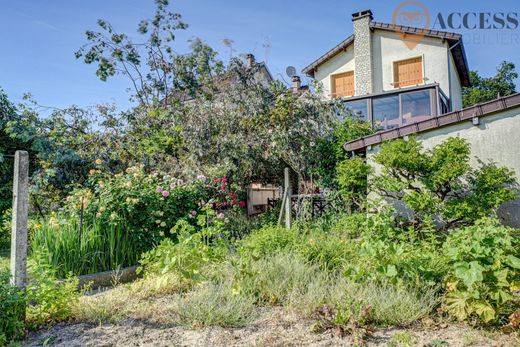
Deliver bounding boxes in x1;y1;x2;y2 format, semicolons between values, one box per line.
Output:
239;224;299;257
25;263;82;326
344;137;518;230
328;279;439;327
0;271;26;345
442;218;520;324
175;282;256;327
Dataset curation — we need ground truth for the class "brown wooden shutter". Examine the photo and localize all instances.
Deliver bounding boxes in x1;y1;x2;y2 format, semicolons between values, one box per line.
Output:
393;57;423;88
331;71;355;98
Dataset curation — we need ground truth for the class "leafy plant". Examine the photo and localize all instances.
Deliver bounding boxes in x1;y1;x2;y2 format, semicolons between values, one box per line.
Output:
25;262;83;327
312;304;373;345
0;271;26;345
370;137;517;230
442;218;520;323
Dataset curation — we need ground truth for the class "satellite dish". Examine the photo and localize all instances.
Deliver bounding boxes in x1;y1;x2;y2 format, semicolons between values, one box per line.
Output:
285;66;297;78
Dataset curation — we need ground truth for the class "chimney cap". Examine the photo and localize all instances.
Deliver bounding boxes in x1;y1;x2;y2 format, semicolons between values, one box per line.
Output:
352;9;373;21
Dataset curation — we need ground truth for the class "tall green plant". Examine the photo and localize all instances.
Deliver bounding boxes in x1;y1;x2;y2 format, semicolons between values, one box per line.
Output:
443;219;520;323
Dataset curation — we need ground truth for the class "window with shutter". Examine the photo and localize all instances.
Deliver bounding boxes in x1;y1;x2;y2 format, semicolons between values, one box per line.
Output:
393;57;423;88
331;71;355;98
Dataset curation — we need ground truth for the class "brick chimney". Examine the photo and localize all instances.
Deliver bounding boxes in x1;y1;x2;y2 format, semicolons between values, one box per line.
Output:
352;9;373;95
246;53;256;68
292;75;301;92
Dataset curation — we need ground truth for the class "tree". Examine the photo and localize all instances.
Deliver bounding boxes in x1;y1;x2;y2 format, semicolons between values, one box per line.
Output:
338;137;518;230
462;61;518;108
75;0;223;108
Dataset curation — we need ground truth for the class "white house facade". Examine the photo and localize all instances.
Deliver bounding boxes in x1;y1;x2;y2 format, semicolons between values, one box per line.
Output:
302;10;470;131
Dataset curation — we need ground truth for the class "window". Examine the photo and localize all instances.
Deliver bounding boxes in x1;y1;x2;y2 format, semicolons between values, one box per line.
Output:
331;71;354;98
344;99;368;120
373;95;400;130
393;57;423;88
401;90;431;124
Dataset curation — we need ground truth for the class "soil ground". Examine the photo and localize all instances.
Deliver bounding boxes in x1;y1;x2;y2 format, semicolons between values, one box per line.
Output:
23;309;519;347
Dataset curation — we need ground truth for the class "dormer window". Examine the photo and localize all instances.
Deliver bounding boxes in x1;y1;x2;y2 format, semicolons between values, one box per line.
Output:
331;71;355;98
393;57;423;88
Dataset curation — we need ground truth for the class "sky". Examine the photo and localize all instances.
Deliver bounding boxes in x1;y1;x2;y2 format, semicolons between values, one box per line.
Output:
1;0;520;112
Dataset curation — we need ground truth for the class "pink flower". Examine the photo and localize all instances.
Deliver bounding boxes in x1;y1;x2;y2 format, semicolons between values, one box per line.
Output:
209;202;214;207
217;212;225;219
239;201;246;208
222;178;228;183
221;183;226;190
156;186;163;193
232;199;237;205
215;178;221;183
162;190;170;198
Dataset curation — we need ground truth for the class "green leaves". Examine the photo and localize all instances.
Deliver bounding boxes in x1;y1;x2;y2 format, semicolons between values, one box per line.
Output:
505;255;520;269
454;261;484;289
443;219;520;324
371;137;517;230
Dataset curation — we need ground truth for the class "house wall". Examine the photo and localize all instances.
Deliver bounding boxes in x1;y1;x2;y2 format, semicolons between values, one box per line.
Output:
314;29;462;107
372;30;450;96
366;105;520;227
314;49;355;98
448;52;463;110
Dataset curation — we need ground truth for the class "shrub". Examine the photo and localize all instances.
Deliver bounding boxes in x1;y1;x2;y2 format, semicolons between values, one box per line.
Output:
328;279;439;327
239;224;299;257
83;165;207;251
175;282;256;327
139;211;230;284
362;137;518;230
25;262;83;326
442;218;520;324
0;271;26;345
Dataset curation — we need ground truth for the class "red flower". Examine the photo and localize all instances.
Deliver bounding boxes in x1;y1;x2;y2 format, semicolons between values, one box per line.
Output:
230;192;236;199
221;183;226;190
239;201;246;208
232;199;237;205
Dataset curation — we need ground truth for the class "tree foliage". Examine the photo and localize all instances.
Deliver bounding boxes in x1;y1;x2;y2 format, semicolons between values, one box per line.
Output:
337;137;518;230
462;61;518;108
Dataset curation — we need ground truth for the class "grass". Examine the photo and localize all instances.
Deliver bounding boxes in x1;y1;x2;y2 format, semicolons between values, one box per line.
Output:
73;252;439;329
31;214;139;277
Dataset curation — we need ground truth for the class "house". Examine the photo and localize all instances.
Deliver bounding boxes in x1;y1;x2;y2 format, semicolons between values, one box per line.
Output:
302;9;520;226
302;9;470;130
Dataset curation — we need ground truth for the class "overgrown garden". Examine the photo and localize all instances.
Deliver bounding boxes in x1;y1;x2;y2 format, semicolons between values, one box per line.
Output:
0;1;519;345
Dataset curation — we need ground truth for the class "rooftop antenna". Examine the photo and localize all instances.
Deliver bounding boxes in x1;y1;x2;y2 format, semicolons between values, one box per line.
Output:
262;36;271;64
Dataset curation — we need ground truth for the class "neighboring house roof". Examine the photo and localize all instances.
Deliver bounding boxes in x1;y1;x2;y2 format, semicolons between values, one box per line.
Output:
302;21;471;87
343;93;520;152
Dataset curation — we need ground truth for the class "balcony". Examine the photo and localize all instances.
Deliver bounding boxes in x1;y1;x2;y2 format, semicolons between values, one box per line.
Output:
338;83;450;130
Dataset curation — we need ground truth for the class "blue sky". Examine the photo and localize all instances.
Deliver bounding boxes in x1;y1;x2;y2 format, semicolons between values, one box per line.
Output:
1;0;519;112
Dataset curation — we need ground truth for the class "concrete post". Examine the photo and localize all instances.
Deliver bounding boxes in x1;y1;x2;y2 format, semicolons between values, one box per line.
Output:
284;167;292;229
10;150;29;289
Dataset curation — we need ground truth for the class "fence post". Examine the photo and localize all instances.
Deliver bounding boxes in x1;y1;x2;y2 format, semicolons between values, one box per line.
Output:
10;150;29;289
284;167;292;229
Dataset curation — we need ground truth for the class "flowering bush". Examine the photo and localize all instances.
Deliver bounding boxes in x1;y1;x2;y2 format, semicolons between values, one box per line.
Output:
78;165;208;251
